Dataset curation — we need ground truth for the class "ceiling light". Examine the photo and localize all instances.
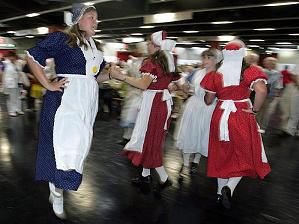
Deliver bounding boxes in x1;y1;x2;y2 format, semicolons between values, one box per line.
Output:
7;31;16;34
248;45;259;48
153;13;175;23
265;50;273;54
96;20;102;23
249;39;265;41
25;35;34;38
84;2;95;6
183;31;199;33
95;30;102;32
37;27;49;35
276;42;292;44
254;28;276;31
289;33;299;36
122;37;144;43
26;13;40;17
131;33;143;36
264;2;299;7
211;21;233;24
140;25;155;29
167;36;178;39
218;35;235;41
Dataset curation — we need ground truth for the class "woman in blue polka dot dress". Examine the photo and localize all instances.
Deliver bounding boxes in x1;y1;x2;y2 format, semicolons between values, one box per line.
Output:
26;3;110;219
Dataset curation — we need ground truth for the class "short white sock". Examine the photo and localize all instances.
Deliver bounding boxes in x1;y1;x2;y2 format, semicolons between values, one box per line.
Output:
183;153;191;167
227;177;242;196
193;153;201;164
155;166;168;182
49;182;63;197
142;168;150;177
217;178;228;195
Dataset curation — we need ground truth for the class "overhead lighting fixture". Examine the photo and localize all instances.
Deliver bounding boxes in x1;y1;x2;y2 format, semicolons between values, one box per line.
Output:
218;35;235;41
276;42;292;44
7;31;16;34
140;25;155;29
122;37;144;43
96;20;102;23
192;47;201;49
183;31;199;33
26;13;40;17
265;50;273;54
153;13;175;23
37;27;49;35
131;33;143;36
145;11;192;24
95;30;102;32
254;28;276;31
211;21;233;24
167;36;178;39
249;39;265;41
264;2;299;7
84;2;95;6
25;35;34;38
248;45;259;48
289;33;299;36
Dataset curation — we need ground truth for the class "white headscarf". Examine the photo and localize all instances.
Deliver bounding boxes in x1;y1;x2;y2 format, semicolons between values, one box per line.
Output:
151;31;176;72
217;40;246;87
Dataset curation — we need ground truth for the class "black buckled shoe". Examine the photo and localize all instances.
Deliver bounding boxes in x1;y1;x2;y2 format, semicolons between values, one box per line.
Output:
131;175;152;194
117;138;130;146
221;186;232;209
154;178;173;198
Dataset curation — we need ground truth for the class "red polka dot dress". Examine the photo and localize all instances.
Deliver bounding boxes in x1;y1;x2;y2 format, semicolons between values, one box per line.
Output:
200;65;271;179
123;58;179;168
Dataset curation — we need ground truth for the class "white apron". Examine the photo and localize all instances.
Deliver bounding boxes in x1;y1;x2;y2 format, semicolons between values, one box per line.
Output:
53;37;103;174
124;89;172;153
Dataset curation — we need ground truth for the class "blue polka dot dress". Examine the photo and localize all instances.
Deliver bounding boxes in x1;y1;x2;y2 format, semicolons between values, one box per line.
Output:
27;32;105;190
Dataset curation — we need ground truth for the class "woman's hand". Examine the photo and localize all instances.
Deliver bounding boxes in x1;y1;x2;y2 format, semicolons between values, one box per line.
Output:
242;108;257;115
46;78;68;92
109;64;126;81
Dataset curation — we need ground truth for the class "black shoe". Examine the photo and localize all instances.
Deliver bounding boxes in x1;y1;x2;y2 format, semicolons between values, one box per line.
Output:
131;176;152;194
278;131;292;138
190;162;199;174
154;178;172;197
117;138;130;146
221;186;232;209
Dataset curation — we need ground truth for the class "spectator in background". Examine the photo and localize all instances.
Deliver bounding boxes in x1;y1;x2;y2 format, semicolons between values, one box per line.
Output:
256;57;283;133
3;51;24;116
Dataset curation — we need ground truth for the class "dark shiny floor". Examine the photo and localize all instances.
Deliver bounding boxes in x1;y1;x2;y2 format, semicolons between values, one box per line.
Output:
0;93;299;224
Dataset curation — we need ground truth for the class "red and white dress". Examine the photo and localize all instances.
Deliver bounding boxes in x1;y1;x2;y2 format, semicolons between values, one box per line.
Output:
123;58;179;168
200;65;271;179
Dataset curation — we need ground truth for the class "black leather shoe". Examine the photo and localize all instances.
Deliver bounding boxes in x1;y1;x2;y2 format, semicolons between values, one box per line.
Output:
154;178;172;197
131;176;152;194
221;186;232;209
216;194;222;204
117;138;130;146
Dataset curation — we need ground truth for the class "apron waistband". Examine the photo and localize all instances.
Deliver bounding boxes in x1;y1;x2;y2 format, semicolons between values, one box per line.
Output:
57;74;96;79
145;89;173;130
219;98;251;142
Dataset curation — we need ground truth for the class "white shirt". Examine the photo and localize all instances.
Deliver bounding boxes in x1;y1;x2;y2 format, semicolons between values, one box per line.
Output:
3;59;19;89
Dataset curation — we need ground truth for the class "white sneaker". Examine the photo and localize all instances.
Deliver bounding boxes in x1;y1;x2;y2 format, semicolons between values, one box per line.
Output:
17;111;24;115
9;112;17;117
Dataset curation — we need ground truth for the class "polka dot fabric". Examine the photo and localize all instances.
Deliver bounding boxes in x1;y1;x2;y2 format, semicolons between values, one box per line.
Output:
28;32;106;190
27;31;105;76
200;65;271;179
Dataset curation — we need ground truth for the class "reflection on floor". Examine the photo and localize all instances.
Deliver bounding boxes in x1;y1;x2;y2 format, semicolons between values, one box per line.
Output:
0;93;298;224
